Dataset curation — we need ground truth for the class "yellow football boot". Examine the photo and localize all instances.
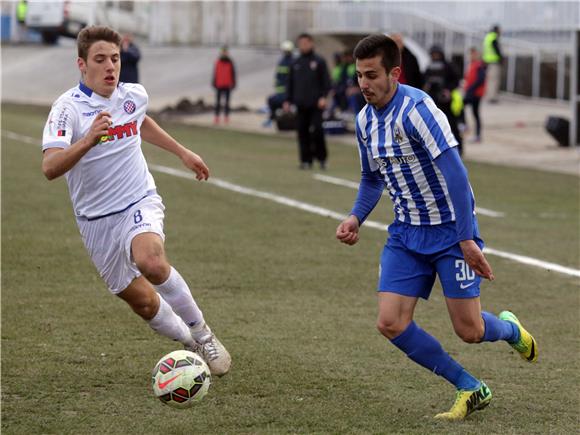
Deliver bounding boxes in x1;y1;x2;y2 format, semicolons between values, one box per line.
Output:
499;311;538;363
434;382;492;421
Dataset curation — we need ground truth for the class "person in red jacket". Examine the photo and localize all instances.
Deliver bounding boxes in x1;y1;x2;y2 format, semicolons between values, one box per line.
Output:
463;48;487;143
212;46;236;124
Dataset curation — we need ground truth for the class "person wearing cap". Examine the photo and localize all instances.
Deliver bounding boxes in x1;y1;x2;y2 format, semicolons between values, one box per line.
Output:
264;40;295;127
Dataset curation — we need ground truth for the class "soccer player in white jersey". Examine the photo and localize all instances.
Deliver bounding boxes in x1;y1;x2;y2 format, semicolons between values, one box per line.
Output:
336;34;537;420
41;26;231;376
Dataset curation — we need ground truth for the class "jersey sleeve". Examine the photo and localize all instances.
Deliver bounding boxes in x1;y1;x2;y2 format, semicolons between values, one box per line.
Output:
434;147;474;241
42;99;76;151
351;114;384;224
355;115;379;174
406;97;458;160
121;82;149;127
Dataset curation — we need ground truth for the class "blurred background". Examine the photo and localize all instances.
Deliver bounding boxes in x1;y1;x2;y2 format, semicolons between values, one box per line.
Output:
2;0;580;150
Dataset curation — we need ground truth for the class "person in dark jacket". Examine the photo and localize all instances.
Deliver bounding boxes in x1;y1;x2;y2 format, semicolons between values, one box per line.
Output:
424;45;463;155
391;33;424;89
212;46;236;124
283;33;331;169
119;34;141;84
264;40;294;127
463;47;487;142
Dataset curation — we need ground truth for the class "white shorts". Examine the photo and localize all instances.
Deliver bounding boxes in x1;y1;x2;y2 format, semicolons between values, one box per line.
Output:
76;194;166;294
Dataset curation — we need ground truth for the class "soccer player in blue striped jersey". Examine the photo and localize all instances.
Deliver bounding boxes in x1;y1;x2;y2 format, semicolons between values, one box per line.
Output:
336;34;538;420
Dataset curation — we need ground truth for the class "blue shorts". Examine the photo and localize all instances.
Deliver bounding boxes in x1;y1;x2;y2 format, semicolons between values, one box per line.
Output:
378;220;484;300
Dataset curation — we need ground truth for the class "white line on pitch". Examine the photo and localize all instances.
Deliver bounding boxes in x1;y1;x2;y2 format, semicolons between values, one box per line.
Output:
313;173;506;218
149;164;579;278
5;130;578;278
149;164;389;233
3;130;39;145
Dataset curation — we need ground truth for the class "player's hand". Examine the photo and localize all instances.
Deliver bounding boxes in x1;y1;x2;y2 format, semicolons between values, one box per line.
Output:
181;149;210;181
282;101;290;112
317;97;327;110
336;215;360;245
459;240;495;281
86;111;113;146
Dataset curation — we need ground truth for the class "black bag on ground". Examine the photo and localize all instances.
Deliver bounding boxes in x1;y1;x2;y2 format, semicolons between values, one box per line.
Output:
545;116;569;147
275;109;296;131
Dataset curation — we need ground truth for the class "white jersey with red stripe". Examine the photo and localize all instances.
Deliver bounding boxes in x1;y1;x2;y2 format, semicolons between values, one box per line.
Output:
42;81;155;219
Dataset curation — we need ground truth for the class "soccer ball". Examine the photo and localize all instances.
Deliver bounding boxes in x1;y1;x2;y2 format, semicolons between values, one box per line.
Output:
151;350;211;408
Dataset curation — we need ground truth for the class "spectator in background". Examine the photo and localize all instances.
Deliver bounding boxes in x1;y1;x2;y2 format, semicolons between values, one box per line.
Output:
284;33;331;170
344;50;366;116
391;33;424;89
263;40;294;127
119;34;141;83
212;46;236;124
463;47;487;143
424;45;463;155
329;52;348;117
15;0;28;43
482;25;503;104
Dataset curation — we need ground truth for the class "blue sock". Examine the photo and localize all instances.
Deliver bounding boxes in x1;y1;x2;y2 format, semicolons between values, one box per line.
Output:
481;311;520;344
390;321;480;390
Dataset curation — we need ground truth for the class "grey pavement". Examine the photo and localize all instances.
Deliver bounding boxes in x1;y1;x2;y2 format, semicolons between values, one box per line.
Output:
1;43;280;110
2;43;579;176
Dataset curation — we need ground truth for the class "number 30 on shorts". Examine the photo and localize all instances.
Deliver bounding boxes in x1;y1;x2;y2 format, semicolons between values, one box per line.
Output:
455;259;475;281
133;210;143;224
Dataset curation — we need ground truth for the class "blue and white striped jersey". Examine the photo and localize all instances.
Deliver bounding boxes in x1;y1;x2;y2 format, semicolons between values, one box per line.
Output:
355;84;474;226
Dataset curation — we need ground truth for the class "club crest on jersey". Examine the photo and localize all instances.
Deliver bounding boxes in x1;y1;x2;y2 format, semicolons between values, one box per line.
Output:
123;100;136;114
100;121;138;143
393;125;404;144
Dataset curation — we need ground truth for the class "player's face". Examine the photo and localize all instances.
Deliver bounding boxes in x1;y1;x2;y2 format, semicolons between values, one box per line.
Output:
356;55;400;109
78;41;120;98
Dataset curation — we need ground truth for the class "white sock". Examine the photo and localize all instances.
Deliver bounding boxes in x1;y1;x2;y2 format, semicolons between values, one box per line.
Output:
154;267;204;329
147;295;195;347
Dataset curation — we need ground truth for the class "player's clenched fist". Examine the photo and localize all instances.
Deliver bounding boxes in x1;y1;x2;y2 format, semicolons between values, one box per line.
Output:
336;215;360;245
86;111;113;146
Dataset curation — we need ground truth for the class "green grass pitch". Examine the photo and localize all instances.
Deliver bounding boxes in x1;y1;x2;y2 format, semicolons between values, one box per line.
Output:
2;103;579;434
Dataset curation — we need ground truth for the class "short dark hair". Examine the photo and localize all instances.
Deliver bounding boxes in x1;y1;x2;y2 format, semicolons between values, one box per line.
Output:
77;26;121;60
353;34;401;73
297;33;313;41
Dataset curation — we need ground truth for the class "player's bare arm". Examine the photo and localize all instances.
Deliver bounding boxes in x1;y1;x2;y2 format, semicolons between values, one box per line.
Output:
140;115;209;181
336;215;360;245
42;111;112;180
459;240;495;281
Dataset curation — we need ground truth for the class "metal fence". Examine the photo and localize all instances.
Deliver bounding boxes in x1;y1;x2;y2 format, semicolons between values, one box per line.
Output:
299;1;578;102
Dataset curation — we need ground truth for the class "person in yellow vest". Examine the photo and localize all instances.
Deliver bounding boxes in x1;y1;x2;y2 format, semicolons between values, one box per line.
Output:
482;25;503;104
15;0;28;43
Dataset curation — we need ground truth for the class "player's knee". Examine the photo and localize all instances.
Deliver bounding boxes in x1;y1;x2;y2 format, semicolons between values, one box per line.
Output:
455;323;485;343
129;293;159;320
377;317;407;340
136;255;170;284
